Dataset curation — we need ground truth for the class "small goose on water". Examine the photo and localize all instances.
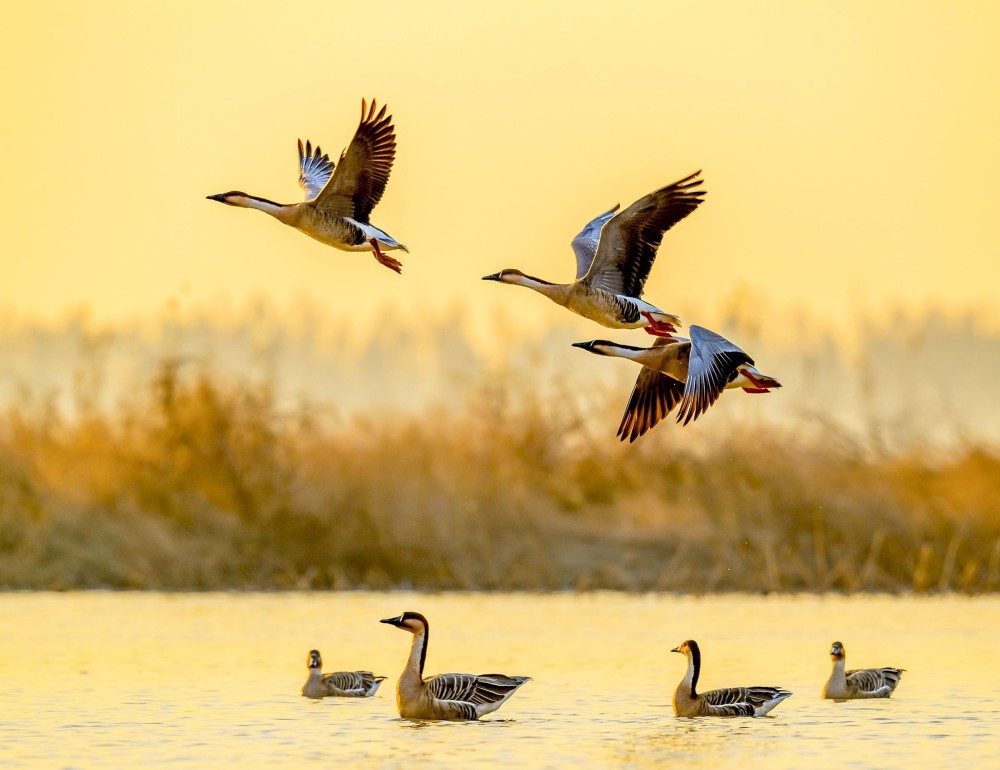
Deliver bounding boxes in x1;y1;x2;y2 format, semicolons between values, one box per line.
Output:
822;641;904;699
483;172;705;335
300;649;385;699
380;611;530;720
208;99;407;273
573;325;781;441
671;639;792;717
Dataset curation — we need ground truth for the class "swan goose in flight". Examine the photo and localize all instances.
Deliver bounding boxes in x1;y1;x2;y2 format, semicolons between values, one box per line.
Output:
573;326;781;441
208;99;407;273
483;172;705;335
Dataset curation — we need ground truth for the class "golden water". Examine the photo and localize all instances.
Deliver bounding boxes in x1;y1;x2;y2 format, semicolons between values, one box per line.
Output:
2;593;998;768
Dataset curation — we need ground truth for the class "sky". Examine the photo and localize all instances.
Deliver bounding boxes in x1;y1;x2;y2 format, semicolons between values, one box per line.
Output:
2;1;998;347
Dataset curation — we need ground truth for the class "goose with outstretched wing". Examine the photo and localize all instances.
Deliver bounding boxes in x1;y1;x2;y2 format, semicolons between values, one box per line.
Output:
484;172;705;334
208;99;407;273
573;325;781;440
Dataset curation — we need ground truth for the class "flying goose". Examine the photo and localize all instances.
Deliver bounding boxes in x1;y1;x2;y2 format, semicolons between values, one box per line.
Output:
380;611;530;720
822;641;904;699
671;639;792;718
483;172;706;335
208;99;408;273
573;325;781;441
300;649;386;699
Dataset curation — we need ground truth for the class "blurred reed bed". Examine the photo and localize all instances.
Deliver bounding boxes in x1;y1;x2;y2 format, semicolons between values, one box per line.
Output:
1;314;999;591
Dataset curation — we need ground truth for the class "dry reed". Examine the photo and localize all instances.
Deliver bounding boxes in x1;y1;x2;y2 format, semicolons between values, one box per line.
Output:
1;353;998;592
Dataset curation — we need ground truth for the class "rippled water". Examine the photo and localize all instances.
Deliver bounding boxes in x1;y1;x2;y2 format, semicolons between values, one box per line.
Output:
1;592;998;768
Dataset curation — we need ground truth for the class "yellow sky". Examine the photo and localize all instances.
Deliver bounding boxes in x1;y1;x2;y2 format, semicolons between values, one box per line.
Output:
2;1;998;343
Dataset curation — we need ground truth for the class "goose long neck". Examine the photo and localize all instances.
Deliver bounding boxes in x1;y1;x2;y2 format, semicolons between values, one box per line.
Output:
514;274;571;302
601;344;665;368
407;625;429;677
233;195;298;223
685;647;700;697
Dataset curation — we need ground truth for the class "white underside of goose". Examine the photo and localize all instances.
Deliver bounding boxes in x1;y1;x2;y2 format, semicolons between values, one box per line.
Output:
340;219;408;252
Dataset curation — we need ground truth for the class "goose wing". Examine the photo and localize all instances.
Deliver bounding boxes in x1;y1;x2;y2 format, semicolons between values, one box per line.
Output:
582;171;705;297
322;671;383;696
846;667;904;697
427;673;529;707
676;325;753;426
571;204;620;280
297;140;335;200
616;339;685;442
701;686;788;717
312;99;397;222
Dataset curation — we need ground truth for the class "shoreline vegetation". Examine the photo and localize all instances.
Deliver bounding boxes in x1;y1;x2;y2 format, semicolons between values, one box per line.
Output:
2;332;999;593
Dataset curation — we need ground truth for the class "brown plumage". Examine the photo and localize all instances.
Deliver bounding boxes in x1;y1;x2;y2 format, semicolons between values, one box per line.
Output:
312;99;397;224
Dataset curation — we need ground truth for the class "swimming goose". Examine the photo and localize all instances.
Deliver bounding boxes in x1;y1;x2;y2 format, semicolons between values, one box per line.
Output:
300;649;385;699
822;641;904;699
572;325;781;441
208;99;407;273
380;611;530;720
483;172;705;335
671;640;792;718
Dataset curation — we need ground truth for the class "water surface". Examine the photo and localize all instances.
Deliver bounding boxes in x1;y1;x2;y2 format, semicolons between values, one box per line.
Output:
1;593;997;768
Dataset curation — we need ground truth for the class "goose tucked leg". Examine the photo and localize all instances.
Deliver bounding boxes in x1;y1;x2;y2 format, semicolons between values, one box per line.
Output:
739;367;771;393
371;239;403;274
642;312;677;337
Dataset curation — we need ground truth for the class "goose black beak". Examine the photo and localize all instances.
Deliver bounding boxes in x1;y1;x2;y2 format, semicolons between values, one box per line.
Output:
482;272;501;281
380;616;405;628
206;193;227;203
670;646;681;653
571;341;595;351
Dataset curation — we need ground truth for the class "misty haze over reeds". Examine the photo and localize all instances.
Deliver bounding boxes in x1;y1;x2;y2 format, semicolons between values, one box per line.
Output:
1;299;998;591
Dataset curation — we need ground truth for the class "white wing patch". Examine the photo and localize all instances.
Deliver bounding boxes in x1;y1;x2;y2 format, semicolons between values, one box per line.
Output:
298;139;335;200
571;204;620;281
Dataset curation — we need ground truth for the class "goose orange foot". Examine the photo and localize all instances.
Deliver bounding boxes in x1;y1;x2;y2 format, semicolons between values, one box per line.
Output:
739;367;769;393
371;239;403;274
641;312;676;337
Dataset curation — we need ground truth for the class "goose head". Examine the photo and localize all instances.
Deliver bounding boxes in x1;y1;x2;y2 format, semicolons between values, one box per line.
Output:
380;611;429;635
481;269;556;287
671;639;699;657
572;340;652;356
829;641;845;661
482;269;524;284
206;191;253;206
307;649;323;670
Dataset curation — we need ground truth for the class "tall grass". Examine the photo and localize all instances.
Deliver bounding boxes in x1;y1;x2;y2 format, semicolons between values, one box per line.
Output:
1;352;998;592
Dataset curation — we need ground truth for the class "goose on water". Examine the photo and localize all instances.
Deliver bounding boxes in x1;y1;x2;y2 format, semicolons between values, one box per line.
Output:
573;325;781;441
300;649;385;699
821;641;904;700
380;611;529;720
483;172;705;335
208;99;407;273
671;640;792;717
